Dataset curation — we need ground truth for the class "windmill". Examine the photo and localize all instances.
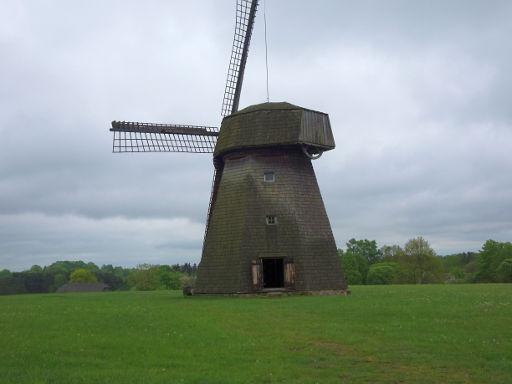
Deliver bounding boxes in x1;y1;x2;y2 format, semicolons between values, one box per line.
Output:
110;0;347;295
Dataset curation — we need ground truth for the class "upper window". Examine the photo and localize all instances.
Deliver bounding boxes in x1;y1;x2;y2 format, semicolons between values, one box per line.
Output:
263;172;275;182
266;215;277;225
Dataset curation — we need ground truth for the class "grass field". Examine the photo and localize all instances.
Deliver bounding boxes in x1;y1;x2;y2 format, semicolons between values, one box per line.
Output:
0;285;511;383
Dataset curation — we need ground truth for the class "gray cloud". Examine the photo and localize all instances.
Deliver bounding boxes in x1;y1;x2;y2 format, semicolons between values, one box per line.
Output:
1;0;511;271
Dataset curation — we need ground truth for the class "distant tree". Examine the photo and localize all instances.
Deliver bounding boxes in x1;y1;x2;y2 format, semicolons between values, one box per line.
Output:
380;245;404;262
339;249;363;285
111;266;131;290
342;238;383;284
464;259;478;282
346;238;382;266
496;258;512;283
113;266;128;278
86;262;100;274
1;261;199;294
51;273;68;292
158;266;183;290
96;271;124;290
44;262;69;277
0;277;27;295
0;269;11;278
12;271;53;293
45;261;88;278
29;265;43;273
459;252;478;265
475;240;498;282
449;267;466;283
402;237;443;284
126;264;159;291
475;240;512;283
441;252;478;282
69;269;98;283
101;264;114;274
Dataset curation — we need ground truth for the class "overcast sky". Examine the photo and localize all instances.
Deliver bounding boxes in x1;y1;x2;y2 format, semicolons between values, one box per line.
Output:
1;0;511;271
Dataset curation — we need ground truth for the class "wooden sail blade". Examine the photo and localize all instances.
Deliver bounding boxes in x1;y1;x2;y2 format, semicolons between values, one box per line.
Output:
221;0;259;117
110;121;219;153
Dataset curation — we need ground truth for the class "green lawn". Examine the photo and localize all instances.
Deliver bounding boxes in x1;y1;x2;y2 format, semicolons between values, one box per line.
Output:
0;285;511;383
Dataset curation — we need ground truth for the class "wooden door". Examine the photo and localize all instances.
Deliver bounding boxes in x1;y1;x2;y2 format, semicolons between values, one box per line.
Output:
251;259;263;291
284;257;295;290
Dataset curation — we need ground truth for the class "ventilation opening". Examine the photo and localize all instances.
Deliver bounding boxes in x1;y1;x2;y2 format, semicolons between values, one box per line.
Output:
266;215;277;225
262;258;284;288
263;172;275;182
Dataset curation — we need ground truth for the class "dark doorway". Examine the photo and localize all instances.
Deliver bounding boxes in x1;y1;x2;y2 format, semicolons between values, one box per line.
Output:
262;258;284;288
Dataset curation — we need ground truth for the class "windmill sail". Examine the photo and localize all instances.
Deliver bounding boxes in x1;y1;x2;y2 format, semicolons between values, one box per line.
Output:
203;0;259;244
110;121;218;153
221;0;259;116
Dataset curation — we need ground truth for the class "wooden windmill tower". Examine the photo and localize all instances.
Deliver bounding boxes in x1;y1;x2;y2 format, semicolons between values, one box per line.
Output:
110;0;347;295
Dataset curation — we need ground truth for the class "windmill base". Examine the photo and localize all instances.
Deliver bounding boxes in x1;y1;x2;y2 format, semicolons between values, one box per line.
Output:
192;289;351;298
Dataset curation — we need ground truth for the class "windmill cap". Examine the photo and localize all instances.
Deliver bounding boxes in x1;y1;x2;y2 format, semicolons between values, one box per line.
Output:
214;102;335;158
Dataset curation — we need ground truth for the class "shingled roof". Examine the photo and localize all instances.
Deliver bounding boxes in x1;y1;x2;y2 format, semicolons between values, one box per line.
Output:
214;102;335;158
56;283;110;293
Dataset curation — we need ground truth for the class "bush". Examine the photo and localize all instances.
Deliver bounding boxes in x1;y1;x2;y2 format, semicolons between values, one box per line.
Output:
366;263;399;285
69;269;98;283
180;275;196;289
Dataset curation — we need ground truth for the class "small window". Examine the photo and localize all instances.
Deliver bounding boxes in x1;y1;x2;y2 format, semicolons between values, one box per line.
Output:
266;215;277;225
263;172;275;182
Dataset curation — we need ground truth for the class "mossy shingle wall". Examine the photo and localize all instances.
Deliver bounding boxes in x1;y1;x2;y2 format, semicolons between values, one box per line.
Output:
195;147;346;294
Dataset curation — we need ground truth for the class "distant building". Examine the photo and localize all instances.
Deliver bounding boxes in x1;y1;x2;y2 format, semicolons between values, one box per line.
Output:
56;283;110;293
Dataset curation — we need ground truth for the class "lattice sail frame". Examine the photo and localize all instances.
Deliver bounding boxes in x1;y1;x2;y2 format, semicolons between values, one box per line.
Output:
110;121;218;153
109;0;258;153
221;0;259;116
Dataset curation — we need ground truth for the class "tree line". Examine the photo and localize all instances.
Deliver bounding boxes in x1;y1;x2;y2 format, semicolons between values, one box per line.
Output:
1;237;511;294
339;237;512;285
0;261;198;295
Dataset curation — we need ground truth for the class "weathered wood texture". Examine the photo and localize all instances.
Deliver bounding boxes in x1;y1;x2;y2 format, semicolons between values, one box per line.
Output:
195;146;346;294
214;102;335;158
